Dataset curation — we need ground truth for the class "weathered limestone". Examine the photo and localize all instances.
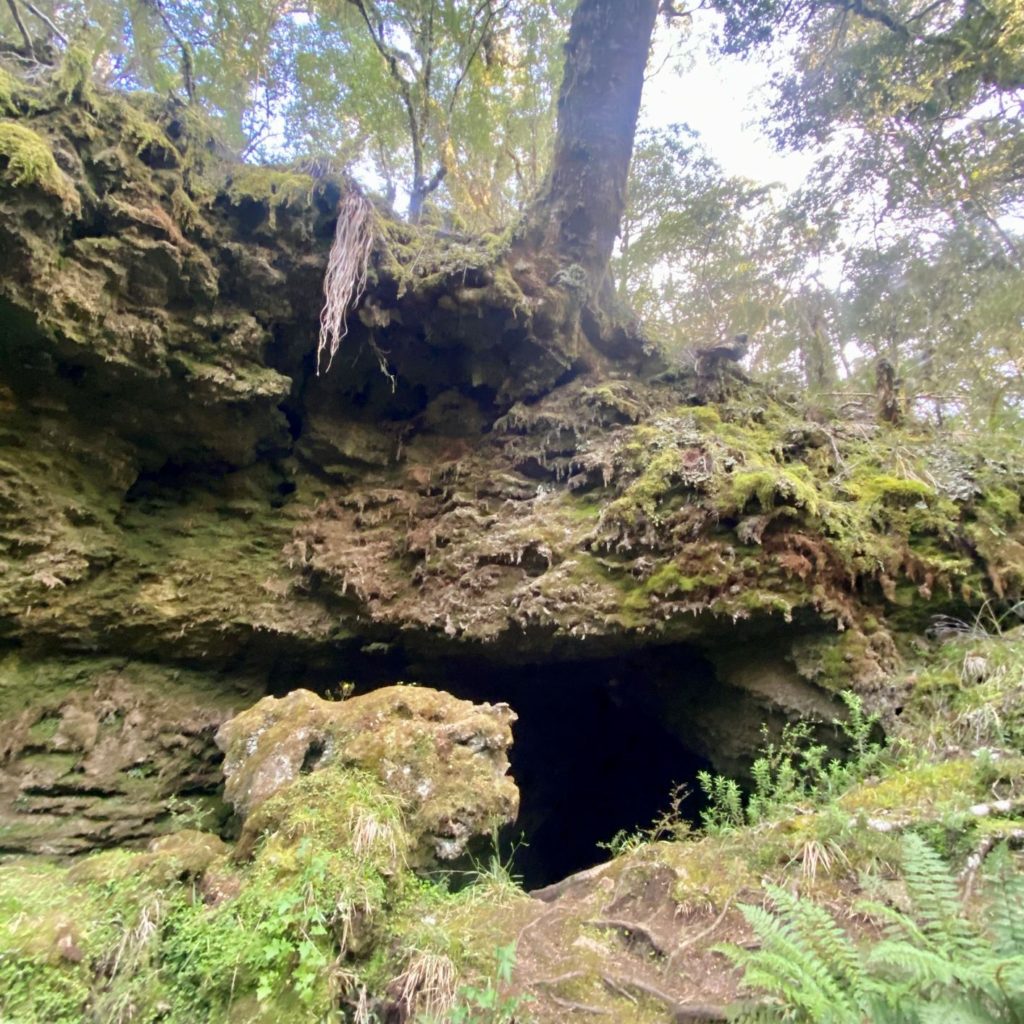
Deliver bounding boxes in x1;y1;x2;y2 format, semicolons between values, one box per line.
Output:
217;686;519;866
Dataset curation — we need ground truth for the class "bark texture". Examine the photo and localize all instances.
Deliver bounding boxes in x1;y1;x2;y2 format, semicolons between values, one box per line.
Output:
525;0;660;291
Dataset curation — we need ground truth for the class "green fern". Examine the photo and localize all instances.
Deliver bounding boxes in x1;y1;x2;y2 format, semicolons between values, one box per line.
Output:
718;834;1024;1024
984;843;1024;956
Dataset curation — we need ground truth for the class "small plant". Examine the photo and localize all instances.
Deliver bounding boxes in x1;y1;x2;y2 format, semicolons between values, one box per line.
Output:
698;771;747;832
163;793;210;831
463;827;527;901
447;944;532;1024
598;782;694;855
718;833;1024;1023
698;692;883;833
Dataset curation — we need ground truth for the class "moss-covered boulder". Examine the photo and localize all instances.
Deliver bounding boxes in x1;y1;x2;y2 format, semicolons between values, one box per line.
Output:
217;686;519;866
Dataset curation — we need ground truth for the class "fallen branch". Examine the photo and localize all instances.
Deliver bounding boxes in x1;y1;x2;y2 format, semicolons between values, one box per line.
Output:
863;798;1024;834
961;828;1024;903
534;970;587;988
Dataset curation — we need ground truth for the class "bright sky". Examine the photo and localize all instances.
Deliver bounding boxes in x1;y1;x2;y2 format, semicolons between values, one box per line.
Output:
641;11;815;193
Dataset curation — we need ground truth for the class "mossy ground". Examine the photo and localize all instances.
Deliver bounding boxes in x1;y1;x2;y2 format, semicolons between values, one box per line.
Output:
0;765;531;1023
4;630;1021;1022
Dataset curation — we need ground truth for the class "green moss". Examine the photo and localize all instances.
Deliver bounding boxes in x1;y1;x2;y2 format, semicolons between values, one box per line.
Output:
684;404;721;428
725;465;821;516
0;855;188;1024
54;43;93;105
791;630;883;692
224;167;314;226
559;495;602;522
981;485;1021;524
120;104;178;163
26;714;61;742
643;562;703;596
0;955;91;1024
844;473;935;507
601;447;689;529
0;67;19;114
840;760;976;817
0;123;79;211
581;382;644;423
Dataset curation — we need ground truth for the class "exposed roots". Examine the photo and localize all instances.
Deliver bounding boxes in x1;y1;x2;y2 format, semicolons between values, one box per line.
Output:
318;190;374;375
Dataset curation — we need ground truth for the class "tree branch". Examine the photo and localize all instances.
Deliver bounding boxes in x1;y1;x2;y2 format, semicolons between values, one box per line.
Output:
347;0;423;191
447;0;512;117
143;0;195;100
844;0;910;41
22;0;67;46
4;0;34;56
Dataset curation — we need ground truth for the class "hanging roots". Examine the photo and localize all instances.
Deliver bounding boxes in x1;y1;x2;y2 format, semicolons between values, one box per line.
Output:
317;190;374;375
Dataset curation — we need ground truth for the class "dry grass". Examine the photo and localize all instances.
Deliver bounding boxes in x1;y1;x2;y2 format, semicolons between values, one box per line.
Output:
348;806;402;863
793;837;849;881
389;950;459;1020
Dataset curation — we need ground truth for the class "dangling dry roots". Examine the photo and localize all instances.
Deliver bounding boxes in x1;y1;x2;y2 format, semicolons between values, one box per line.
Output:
317;190;374;374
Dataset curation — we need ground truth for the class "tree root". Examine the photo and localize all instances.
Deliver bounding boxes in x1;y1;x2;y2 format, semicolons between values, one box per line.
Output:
599;972;728;1021
545;993;613;1015
667;899;735;969
585;917;668;957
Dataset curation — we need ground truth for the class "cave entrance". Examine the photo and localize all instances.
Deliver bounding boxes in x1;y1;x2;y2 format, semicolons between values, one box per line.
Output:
411;648;719;891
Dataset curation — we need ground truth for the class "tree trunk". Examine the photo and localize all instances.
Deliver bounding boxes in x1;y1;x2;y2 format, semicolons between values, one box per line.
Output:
523;0;659;294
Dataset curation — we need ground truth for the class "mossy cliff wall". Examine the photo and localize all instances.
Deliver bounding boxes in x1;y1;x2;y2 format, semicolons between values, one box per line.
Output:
1;75;1022;855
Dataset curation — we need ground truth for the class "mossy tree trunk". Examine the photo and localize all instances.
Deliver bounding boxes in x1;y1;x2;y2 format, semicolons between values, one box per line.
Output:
522;0;660;296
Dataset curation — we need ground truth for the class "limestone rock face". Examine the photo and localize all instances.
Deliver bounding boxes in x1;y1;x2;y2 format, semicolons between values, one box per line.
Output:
0;79;1022;861
0;656;255;854
216;686;519;866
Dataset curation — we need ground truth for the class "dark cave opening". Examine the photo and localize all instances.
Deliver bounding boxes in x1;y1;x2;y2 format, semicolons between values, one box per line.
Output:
480;659;715;891
320;645;725;891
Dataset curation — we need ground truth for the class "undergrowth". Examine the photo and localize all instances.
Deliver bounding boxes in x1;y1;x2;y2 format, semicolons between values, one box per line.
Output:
698;690;884;833
720;833;1024;1023
0;764;533;1023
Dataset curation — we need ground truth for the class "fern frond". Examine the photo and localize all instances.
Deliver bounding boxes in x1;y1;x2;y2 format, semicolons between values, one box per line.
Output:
867;938;958;988
981;844;1024;956
916;994;1002;1024
763;884;863;991
901;834;977;951
728;902;861;1020
856;898;932;948
729;1001;787;1024
721;834;1024;1024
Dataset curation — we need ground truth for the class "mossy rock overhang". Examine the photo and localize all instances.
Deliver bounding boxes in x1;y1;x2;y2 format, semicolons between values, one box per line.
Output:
0;75;1022;858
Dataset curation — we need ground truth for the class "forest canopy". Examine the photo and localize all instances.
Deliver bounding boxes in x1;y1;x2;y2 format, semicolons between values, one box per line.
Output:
1;0;1021;425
